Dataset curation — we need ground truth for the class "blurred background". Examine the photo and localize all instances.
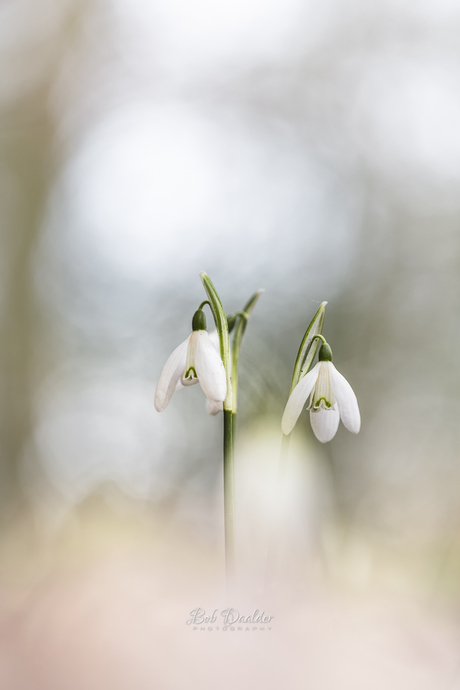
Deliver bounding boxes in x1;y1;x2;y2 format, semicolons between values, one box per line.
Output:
0;0;459;687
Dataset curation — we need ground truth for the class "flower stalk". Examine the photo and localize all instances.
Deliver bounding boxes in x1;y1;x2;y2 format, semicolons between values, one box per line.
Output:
265;302;327;594
200;274;263;588
200;272;236;586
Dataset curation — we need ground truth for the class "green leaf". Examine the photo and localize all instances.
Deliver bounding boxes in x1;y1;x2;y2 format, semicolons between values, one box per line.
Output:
241;289;264;335
290;301;327;393
231;288;264;413
200;272;232;409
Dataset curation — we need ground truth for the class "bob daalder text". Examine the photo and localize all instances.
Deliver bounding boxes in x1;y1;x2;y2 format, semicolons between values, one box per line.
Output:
187;608;274;625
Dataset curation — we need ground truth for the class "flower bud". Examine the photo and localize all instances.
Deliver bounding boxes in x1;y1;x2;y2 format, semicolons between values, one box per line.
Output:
318;342;333;362
192;309;207;331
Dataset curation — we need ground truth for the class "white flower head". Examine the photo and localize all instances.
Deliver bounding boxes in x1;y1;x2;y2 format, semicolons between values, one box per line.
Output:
155;309;227;412
281;341;360;443
172;329;225;415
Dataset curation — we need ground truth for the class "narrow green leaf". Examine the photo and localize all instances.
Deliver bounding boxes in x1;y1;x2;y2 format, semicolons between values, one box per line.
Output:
290;301;327;393
200;272;232;410
231;288;264;413
240;288;264;336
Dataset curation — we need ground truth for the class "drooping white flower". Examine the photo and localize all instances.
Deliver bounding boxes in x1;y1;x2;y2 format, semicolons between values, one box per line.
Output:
173;329;225;415
155;310;226;412
281;343;360;442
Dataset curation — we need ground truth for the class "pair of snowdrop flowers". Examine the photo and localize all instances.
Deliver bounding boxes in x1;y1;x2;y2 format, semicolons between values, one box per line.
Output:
155;313;360;443
154;308;226;416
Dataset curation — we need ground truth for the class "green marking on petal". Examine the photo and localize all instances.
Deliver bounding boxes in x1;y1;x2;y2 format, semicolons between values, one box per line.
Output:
309;396;334;410
184;366;198;379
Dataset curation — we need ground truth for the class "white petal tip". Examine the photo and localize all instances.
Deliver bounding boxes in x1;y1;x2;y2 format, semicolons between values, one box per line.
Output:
280;364;321;437
329;364;361;436
281;419;294;435
310;406;340;443
154;397;166;413
341;408;361;434
349;420;361;434
281;409;299;434
206;399;223;415
281;407;297;435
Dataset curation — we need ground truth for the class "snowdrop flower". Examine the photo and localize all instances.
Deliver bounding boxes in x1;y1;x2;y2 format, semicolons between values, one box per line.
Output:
155;309;227;412
173;329;224;415
281;341;360;443
172;328;225;415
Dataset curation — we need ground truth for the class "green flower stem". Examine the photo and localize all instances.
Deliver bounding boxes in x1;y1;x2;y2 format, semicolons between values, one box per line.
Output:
310;334;326;346
198;300;212;311
200;275;263;590
200;273;234;587
223;409;235;583
231;321;245;418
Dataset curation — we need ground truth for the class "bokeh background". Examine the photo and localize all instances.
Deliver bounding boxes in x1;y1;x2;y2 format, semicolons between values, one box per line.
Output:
0;0;460;687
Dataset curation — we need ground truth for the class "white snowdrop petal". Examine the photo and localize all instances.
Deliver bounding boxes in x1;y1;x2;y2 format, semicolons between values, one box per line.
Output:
311;361;335;408
208;328;233;374
181;376;199;387
182;330;200;386
281;363;321;435
154;335;190;412
208;329;220;351
309;405;340;443
206;398;223;415
195;331;227;402
329;363;361;434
